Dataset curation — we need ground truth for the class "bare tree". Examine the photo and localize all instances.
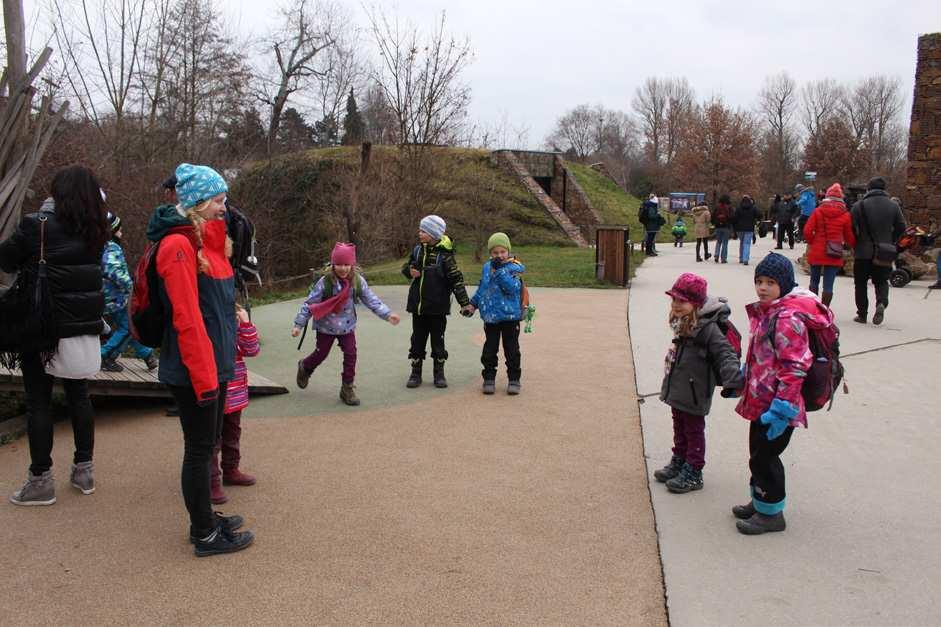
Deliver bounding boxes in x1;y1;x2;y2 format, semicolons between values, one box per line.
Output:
310;22;363;132
366;8;473;147
801;78;843;138
3;0;27;86
632;77;668;163
545;104;603;160
841;75;905;173
258;0;338;155
757;72;800;192
663;77;694;166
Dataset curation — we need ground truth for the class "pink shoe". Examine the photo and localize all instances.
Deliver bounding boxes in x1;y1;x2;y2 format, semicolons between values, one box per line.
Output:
223;469;256;486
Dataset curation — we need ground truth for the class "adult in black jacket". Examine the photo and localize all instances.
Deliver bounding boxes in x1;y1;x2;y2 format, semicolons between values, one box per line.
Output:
0;166;109;506
733;196;758;265
850;177;906;325
772;194;795;249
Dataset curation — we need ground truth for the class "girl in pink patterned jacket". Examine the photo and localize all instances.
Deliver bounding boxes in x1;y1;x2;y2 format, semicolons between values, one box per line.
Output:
210;304;260;505
732;252;835;536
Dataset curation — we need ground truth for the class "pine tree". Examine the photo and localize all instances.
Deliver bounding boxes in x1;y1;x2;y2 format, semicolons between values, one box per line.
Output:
276;107;315;153
342;88;365;145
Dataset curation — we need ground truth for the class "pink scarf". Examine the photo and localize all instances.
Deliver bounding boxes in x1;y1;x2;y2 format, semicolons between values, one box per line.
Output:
308;277;351;320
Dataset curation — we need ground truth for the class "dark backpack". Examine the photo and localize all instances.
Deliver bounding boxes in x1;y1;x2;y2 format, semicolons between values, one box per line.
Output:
769;315;845;412
225;202;260;296
130;227;195;348
647;203;660;221
714;205;731;226
699;314;742;386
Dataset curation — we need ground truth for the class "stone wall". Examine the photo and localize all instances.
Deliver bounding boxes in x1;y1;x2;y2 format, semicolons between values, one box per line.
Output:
549;156;602;241
903;33;941;224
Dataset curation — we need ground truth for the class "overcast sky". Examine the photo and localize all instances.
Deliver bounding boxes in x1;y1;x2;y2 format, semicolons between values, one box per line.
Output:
22;0;941;145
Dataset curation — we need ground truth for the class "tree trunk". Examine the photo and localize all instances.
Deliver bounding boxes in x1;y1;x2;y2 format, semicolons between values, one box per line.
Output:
3;0;27;87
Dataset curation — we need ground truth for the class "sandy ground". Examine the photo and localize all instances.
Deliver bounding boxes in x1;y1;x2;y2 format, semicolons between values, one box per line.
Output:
0;286;666;625
631;239;941;627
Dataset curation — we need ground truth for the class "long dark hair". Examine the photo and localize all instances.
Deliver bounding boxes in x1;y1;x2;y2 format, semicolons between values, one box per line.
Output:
50;166;110;252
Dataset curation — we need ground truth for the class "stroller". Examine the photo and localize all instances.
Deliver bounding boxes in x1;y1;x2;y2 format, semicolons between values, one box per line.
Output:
890;226;938;287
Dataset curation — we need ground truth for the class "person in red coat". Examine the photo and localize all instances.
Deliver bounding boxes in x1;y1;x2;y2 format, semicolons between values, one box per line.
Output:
803;183;856;307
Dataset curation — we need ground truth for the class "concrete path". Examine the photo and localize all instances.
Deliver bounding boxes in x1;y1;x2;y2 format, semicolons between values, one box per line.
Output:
630;240;941;626
0;287;666;625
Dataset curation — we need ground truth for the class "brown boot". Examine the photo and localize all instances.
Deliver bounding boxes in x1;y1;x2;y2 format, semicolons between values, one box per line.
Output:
821;292;833;307
340;383;361;406
210;448;228;504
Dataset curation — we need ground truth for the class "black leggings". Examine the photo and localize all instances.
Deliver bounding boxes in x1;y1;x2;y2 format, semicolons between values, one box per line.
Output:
748;419;794;510
171;383;227;537
481;321;522;381
696;237;710;258
20;352;94;476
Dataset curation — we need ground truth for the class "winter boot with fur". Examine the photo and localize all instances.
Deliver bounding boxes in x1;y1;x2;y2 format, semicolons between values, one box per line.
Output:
666;463;704;493
70;461;95;495
406;359;422;388
9;470;56;506
653;455;684;483
433;359;448;388
340;383;361;406
736;512;786;535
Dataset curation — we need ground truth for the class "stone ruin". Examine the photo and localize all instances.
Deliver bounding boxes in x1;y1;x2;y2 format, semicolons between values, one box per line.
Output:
903;32;941;226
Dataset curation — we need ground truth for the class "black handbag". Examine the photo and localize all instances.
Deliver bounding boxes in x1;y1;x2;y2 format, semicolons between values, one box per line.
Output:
0;216;58;369
818;211;844;259
859;200;897;267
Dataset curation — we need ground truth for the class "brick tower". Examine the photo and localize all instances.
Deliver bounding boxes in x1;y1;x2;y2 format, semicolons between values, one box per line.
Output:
904;33;941;224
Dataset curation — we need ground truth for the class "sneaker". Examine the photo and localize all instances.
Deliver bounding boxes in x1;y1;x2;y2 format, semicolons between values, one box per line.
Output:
222;469;256;486
872;303;885;326
143;353;159;370
9;470;56;506
100;357;124;372
929;282;941;290
665;463;703;493
653;455;684;483
193;524;254;557
731;501;756;519
482;379;496;395
736;512;786;535
705;253;712;260
507;380;521;395
189;512;244;544
340;383;360;406
70;461;95;495
296;360;313;389
853;315;867;324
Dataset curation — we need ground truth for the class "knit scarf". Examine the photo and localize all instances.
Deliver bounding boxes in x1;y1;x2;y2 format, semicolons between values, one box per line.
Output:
308;277;351;320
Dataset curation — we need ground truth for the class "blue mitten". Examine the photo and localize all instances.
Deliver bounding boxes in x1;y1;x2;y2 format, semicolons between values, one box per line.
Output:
759;398;799;440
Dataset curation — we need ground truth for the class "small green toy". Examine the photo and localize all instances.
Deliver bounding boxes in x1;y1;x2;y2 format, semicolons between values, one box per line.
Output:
523;304;536;333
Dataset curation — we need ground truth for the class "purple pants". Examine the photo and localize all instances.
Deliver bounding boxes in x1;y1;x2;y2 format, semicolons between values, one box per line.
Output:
671;408;706;470
302;331;357;384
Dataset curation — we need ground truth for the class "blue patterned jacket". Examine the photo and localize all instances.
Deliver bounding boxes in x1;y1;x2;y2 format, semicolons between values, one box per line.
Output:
470;258;525;324
101;240;132;314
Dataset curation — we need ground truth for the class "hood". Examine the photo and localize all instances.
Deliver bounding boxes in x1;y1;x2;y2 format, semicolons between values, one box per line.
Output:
740;197;754;209
800;189;817;202
146;203;190;242
817;198;847;217
863;189;889;200
747;287;833;330
642;200;658;210
432;234;454;252
692;204;708;213
202;218;228;253
696;296;731;330
39;197;55;213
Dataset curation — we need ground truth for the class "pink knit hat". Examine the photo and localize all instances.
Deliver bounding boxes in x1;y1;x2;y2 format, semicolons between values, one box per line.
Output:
825;183;844;199
665;273;708;308
331;242;356;266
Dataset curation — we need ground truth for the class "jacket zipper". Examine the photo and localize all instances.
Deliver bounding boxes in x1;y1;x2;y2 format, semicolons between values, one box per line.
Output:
418;245;428;315
688;378;700;406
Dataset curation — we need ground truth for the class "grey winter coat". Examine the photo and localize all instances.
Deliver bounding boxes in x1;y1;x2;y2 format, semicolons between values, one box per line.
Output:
659;297;743;416
850;189;906;260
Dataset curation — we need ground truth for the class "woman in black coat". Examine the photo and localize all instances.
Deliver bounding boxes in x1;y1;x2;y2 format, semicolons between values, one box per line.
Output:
732;195;758;265
0;166;109;506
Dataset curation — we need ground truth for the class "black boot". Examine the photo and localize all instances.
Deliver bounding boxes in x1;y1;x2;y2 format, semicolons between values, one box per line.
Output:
653;455;684;483
731;501;756;519
736;512;786;535
433;359;448;388
406;359;422;388
666;463;703;493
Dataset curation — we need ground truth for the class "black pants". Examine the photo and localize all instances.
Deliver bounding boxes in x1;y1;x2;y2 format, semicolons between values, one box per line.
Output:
748;419;794;513
853;259;891;317
696;237;710;259
481;321;521;381
20;352;94;476
796;215;809;241
776;221;794;248
171;383;227;538
409;314;448;361
644;231;657;254
673;235;684;247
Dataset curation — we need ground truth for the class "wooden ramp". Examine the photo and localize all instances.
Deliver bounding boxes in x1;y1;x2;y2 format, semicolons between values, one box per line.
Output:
0;357;289;398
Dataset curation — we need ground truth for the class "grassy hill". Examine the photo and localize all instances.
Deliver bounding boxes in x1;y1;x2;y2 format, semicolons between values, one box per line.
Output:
563;161;646;241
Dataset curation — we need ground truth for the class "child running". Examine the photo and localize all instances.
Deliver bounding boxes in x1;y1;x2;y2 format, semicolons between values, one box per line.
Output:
211;303;259;505
732;252;834;535
401;215;472;389
655;273;743;493
293;243;400;406
467;232;525;395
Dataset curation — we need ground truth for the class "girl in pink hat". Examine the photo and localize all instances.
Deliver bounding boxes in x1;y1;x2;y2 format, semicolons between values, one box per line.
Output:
292;243;400;405
655;273;743;493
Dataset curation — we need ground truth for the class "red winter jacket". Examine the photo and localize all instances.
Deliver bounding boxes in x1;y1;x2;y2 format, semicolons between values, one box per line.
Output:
803;199;856;267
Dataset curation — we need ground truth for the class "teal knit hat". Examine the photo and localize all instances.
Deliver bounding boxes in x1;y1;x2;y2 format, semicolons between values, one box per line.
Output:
487;232;511;252
174;163;228;210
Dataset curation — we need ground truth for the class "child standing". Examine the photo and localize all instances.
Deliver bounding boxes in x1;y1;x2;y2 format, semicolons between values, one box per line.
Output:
401;215;472;389
293;243;400;406
210;304;259;505
100;211;157;372
732;252;834;535
467;232;525;395
655;273;743;493
672;217;688;247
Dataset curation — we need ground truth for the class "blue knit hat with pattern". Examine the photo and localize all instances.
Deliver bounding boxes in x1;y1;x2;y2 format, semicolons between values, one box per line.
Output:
755;252;796;295
174;163;228;210
420;215;446;240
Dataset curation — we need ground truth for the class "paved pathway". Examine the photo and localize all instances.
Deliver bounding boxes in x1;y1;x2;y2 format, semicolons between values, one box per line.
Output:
630;240;941;626
0;287;666;625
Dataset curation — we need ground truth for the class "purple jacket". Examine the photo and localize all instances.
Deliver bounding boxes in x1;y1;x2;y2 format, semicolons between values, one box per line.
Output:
294;274;391;336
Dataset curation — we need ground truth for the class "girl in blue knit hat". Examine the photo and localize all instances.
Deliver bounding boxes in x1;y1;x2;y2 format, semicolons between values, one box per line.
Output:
731;252;836;535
